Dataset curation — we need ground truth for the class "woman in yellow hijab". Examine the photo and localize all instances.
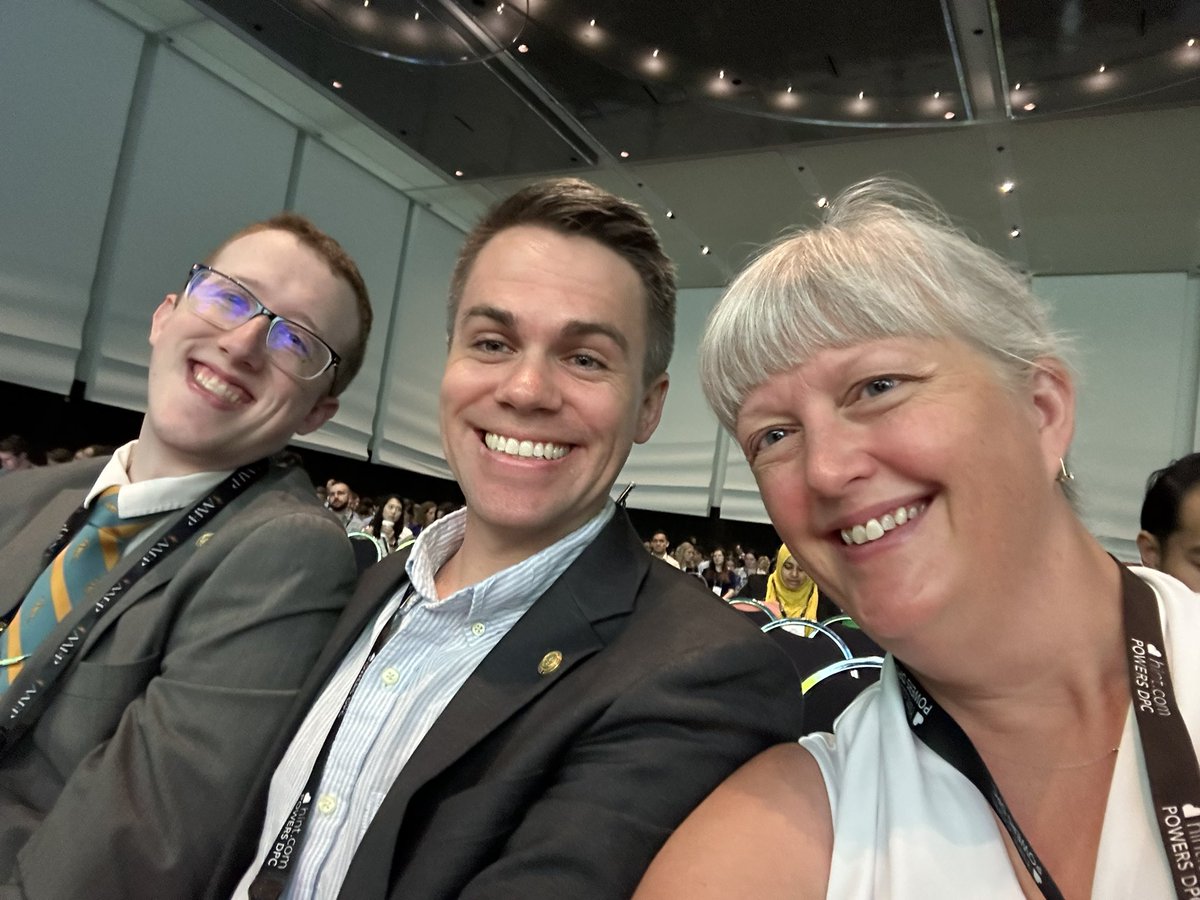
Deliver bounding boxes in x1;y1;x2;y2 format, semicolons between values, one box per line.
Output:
765;545;834;621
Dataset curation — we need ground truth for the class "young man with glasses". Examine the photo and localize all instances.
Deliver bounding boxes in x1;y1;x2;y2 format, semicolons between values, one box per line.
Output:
0;213;371;900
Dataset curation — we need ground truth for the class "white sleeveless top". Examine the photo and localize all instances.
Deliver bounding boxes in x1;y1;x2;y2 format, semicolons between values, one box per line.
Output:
799;567;1199;899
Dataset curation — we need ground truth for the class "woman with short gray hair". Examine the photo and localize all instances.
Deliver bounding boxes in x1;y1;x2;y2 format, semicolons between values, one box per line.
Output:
635;179;1200;898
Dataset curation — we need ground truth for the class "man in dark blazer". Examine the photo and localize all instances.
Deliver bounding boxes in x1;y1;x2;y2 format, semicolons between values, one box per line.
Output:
0;213;373;899
218;179;803;900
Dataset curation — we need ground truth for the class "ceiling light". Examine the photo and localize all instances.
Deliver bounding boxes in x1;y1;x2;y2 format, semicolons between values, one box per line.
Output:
652;48;659;58
517;43;529;52
786;84;793;93
719;69;726;79
1190;38;1196;47
454;169;464;177
1009;227;1021;238
933;90;941;99
496;2;504;11
700;246;711;255
414;11;420;19
943;111;955;119
619;150;630;158
588;18;596;27
363;0;368;6
665;210;675;218
331;80;343;89
1014;82;1022;91
1098;64;1106;73
816;196;829;208
1023;102;1037;111
858;91;865;100
999;180;1015;194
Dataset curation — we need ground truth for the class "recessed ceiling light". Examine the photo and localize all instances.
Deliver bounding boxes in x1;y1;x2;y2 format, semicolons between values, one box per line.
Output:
331;80;343;89
619;150;630;158
700;246;711;255
816;196;829;208
496;2;504;11
652;48;659;58
933;90;941;99
944;111;955;119
414;11;420;19
588;18;596;27
999;180;1015;194
1098;64;1106;73
1014;82;1022;91
786;84;793;93
1189;38;1196;47
719;69;726;79
1023;102;1037;111
1009;227;1021;238
665;210;675;218
363;0;369;6
858;91;865;100
454;169;464;177
517;43;529;52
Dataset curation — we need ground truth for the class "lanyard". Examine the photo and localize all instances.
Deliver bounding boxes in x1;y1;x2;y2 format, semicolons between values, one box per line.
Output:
0;460;270;754
896;566;1200;899
248;585;416;900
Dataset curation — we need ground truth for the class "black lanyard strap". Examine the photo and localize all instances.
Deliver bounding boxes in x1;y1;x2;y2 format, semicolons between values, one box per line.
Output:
249;585;415;900
896;566;1200;900
0;459;270;753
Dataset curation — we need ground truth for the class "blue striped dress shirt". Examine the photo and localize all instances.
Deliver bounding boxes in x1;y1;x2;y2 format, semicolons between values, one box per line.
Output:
233;501;615;900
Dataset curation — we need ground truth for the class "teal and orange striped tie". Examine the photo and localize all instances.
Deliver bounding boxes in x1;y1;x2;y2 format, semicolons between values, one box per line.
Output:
1;487;157;687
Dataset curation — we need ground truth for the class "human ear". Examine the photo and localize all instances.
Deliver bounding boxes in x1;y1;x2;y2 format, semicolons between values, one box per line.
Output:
148;294;179;347
1027;358;1076;480
634;372;670;444
1136;531;1162;569
296;396;340;435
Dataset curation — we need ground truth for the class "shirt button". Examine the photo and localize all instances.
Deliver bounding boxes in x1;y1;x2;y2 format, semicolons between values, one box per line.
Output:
381;667;400;687
471;621;486;637
317;793;337;815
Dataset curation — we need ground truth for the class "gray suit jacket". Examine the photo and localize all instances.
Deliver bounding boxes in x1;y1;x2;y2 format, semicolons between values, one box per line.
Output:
212;509;804;899
0;457;356;900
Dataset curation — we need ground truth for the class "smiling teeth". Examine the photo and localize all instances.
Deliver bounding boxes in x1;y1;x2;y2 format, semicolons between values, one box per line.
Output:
841;504;923;545
193;367;247;404
484;432;570;460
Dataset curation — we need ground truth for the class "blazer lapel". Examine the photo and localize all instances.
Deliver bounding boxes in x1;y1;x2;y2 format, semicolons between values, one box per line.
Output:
343;510;651;897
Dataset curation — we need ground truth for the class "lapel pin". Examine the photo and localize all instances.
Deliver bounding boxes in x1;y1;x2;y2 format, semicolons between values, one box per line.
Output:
196;532;214;547
537;650;563;676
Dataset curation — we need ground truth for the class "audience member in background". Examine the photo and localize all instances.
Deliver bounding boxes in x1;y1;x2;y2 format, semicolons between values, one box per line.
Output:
703;547;740;599
765;545;841;630
409;499;437;536
1137;452;1200;592
0;212;369;898
649;530;681;568
637;178;1199;898
327;480;369;533
732;550;765;600
356;495;377;523
366;494;415;553
436;499;459;520
674;541;701;574
44;448;73;466
0;435;39;471
74;444;116;461
217;177;801;900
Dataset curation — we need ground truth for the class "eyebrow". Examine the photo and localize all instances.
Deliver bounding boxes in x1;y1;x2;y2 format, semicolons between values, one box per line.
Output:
461;306;629;356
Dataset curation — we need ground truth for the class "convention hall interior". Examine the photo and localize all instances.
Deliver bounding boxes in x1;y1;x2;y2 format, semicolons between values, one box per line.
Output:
4;0;1200;556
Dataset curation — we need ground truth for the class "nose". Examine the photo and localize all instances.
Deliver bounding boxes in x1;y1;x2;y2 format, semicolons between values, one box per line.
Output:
802;416;876;497
217;314;271;370
494;352;562;413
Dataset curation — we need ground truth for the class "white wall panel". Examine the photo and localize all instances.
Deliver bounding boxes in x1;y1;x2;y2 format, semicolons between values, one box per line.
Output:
288;138;411;458
373;206;464;477
719;439;770;524
1035;273;1200;557
85;44;296;410
0;0;142;392
617;288;723;515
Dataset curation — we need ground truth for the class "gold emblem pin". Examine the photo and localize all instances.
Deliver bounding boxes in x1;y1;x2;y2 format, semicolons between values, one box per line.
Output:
537;650;563;676
196;532;214;548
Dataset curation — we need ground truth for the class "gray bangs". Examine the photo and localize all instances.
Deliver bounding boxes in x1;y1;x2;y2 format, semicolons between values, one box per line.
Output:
700;178;1064;435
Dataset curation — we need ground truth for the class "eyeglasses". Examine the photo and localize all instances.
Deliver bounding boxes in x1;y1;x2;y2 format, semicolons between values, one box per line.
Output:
180;264;341;381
